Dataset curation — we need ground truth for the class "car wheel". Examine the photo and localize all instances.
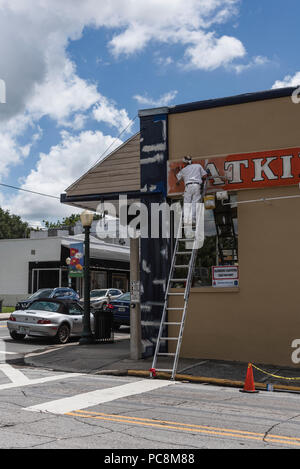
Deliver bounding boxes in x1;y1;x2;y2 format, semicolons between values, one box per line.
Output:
9;330;26;340
54;324;70;344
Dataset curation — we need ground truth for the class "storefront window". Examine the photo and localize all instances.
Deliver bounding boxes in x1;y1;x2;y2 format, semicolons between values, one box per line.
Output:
192;193;238;287
112;273;128;291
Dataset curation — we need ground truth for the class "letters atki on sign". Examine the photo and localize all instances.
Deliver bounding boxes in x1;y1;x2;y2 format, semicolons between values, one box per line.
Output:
168;147;300;195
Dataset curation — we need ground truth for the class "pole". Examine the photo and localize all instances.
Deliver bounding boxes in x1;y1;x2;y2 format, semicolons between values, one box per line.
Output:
130;237;141;359
79;225;93;344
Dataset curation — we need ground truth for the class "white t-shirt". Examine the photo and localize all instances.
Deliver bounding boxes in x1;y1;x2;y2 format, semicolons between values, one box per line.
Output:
176;164;207;185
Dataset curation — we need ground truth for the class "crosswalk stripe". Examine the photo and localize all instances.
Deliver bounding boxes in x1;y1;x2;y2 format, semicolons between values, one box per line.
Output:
0;371;83;391
25;379;174;414
0;364;30;384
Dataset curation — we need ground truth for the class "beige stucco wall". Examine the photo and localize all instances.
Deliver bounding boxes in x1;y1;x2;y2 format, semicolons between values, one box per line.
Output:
168;95;300;366
168;96;300;159
169;184;300;366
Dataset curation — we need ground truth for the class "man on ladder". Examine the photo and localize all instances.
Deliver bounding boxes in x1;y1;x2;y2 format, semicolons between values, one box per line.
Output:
150;156;208;380
176;156;208;228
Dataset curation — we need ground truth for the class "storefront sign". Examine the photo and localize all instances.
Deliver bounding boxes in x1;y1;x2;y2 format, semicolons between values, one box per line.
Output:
69;243;84;278
212;266;239;287
168;147;300;195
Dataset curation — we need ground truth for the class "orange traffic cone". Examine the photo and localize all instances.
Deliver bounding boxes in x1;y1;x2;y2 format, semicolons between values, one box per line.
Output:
240;363;259;393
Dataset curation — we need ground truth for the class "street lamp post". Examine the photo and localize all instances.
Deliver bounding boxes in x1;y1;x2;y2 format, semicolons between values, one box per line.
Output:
65;257;72;287
79;210;94;345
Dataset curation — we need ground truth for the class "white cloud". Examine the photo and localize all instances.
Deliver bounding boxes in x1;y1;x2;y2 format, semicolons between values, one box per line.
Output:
28;57;100;125
92;96;133;132
133;90;178;107
272;72;300;89
182;32;245;71
0;0;253;130
2;130;123;224
231;55;269;74
0;0;248;127
0;0;264;222
154;56;174;67
107;0;241;60
0;113;37;181
0;0;134;189
106;1;247;72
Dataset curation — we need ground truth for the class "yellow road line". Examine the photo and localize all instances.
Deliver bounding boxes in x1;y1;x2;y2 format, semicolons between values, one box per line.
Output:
65;410;300;447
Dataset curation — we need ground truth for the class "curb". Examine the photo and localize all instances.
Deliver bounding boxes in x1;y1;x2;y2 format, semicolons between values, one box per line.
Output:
127;370;300;393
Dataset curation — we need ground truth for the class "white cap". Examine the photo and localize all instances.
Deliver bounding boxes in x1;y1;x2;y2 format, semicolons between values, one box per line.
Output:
183;156;192;164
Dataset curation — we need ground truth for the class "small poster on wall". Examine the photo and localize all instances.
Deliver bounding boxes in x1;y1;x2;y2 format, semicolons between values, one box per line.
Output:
212;266;239;287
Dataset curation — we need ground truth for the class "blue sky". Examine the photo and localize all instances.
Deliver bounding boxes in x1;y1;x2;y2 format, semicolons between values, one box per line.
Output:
0;0;299;227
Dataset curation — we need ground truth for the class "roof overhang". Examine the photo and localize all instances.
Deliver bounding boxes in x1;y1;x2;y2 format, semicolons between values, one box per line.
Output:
61;132;141;214
61;190;159;216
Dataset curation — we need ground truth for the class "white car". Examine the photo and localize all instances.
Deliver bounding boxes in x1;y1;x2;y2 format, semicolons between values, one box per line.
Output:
7;298;94;344
84;288;123;310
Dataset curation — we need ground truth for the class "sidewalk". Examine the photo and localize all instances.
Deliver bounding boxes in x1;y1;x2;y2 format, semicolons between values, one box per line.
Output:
2;313;300;392
20;338;300;392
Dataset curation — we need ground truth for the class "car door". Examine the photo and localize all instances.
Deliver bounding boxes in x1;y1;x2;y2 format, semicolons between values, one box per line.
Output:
67;302;84;335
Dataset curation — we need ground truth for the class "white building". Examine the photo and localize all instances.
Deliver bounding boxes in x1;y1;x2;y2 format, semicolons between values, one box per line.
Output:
0;230;130;306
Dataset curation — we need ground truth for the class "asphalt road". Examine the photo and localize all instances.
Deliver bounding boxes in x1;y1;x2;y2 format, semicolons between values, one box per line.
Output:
1;323;300;451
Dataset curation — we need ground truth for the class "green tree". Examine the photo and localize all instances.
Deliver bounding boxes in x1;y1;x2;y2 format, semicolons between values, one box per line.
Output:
42;213;103;229
43;213;81;229
0;208;29;239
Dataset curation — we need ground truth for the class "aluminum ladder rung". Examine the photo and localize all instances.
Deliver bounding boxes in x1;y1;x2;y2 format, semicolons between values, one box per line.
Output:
176;251;192;255
168;293;185;296
174;265;189;268
157;353;176;356
160;337;178;340
170;278;187;282
163;322;181;325
155;369;172;372
178;238;195;242
166;307;184;310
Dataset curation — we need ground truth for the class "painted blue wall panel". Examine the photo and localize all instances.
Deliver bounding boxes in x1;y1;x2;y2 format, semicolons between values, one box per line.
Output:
139;113;171;356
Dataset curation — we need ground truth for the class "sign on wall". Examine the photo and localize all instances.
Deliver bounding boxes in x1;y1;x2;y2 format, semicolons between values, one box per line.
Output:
212;266;239;288
168;147;300;196
130;280;140;304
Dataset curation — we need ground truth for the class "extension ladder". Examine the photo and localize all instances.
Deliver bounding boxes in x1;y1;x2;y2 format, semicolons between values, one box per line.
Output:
150;179;208;380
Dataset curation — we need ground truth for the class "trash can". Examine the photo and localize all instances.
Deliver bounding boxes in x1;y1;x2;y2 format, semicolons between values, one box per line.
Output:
93;306;114;342
0;299;3;313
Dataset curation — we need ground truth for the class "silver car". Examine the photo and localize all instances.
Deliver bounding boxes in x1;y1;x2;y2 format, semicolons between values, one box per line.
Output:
7;299;93;344
83;288;123;310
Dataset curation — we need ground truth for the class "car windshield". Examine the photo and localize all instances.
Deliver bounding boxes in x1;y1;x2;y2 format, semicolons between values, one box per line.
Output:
29;289;53;299
117;293;130;301
29;301;61;312
90;290;107;298
53;290;73;297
